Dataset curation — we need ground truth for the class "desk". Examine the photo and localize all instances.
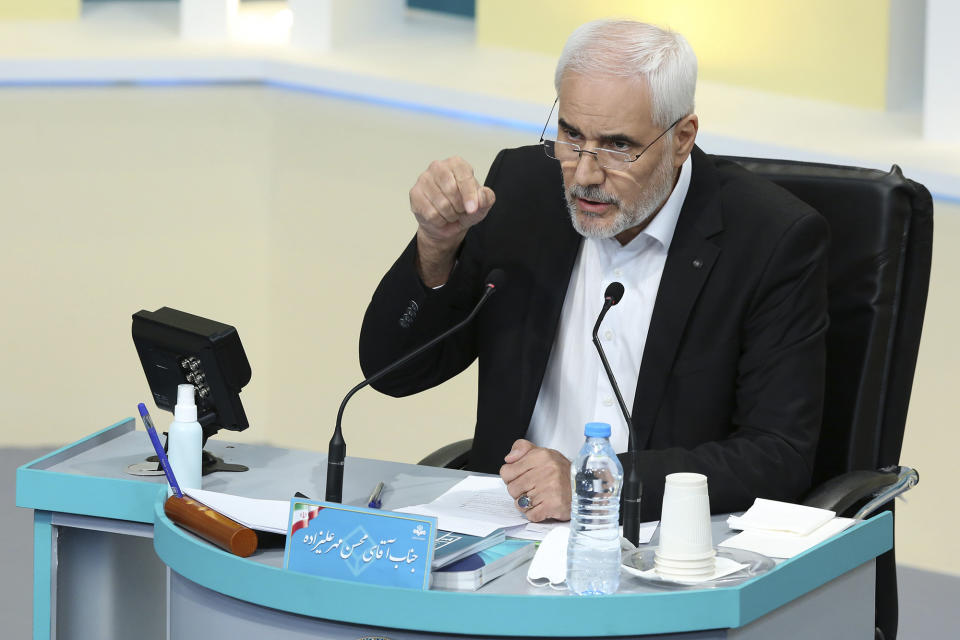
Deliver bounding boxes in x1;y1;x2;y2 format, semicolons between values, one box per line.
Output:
17;420;892;639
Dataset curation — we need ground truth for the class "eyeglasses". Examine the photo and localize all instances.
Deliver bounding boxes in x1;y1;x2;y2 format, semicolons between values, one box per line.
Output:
538;96;683;170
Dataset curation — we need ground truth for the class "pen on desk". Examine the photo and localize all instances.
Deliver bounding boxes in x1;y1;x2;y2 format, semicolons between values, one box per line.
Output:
138;403;183;498
367;481;385;509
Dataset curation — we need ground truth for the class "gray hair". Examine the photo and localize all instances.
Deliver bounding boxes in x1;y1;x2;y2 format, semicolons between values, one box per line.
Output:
554;19;697;129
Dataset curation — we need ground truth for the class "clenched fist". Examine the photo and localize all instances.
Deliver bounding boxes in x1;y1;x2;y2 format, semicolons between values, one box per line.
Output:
409;157;495;287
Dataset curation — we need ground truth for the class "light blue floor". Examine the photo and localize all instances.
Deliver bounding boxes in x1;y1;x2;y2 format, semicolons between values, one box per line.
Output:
4;447;956;639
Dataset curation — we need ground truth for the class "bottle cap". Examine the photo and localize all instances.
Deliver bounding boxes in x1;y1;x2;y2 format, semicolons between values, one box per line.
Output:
174;384;198;422
584;422;611;438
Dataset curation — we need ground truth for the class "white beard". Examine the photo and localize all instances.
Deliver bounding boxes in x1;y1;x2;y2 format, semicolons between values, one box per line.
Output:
565;150;676;240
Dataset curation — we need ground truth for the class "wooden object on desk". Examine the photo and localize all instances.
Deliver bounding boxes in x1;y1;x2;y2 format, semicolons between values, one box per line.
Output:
164;495;258;557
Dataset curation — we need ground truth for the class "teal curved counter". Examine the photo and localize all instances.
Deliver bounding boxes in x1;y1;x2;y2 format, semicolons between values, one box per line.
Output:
18;420;892;639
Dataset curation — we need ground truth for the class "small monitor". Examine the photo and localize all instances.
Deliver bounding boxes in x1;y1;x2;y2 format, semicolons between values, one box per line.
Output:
132;307;252;446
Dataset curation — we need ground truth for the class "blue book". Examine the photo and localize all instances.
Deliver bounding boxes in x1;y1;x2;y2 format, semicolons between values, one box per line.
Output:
432;529;505;569
431;539;537;590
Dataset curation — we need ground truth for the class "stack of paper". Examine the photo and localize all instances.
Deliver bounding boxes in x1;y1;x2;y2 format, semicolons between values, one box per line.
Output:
395;476;531;537
719;498;856;559
184;488;289;534
396;476;662;542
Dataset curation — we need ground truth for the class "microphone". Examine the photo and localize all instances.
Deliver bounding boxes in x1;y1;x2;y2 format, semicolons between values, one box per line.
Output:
591;281;642;546
605;281;625;305
326;268;506;503
592;282;629;425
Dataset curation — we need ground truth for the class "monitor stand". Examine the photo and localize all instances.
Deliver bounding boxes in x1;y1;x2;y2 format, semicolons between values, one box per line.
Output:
125;451;248;476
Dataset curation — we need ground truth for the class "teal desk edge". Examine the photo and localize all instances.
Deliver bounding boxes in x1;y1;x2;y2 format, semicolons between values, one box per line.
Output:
737;511;892;626
16;419;162;523
153;496;892;637
17;423;893;637
153;498;738;637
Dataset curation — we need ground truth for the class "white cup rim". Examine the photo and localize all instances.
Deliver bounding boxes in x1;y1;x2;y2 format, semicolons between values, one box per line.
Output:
664;472;708;487
655;547;717;561
655;563;716;575
655;567;715;582
654;551;717;566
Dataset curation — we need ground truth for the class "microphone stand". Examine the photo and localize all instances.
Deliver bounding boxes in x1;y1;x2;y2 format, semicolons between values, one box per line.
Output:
592;288;642;547
326;272;503;503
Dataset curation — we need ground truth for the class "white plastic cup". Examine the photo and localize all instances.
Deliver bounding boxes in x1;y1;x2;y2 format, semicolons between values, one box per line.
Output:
657;473;714;562
653;554;716;570
653;562;715;578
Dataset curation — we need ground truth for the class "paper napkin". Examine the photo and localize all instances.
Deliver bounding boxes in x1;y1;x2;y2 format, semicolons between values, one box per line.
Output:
720;498;855;559
720;517;855;559
727;498;835;536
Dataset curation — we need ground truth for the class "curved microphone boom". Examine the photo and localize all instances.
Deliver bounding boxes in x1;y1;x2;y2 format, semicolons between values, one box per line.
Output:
591;281;642;546
592;282;629;422
326;269;506;503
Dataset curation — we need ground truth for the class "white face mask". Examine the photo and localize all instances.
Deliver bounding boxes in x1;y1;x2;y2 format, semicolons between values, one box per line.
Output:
526;525;638;589
526;525;570;589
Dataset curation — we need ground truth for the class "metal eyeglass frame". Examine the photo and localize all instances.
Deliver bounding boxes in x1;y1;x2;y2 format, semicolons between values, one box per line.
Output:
537;96;683;170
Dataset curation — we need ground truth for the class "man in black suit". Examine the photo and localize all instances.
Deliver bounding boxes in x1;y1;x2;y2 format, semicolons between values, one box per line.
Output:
359;19;828;522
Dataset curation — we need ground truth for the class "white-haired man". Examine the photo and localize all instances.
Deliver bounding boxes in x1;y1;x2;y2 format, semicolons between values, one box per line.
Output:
359;20;828;524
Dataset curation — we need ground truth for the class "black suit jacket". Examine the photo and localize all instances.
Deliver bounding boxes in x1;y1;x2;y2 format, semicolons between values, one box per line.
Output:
360;145;829;520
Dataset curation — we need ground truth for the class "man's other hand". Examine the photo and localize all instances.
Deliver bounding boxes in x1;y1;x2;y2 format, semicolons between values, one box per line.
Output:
500;439;571;523
409;156;495;287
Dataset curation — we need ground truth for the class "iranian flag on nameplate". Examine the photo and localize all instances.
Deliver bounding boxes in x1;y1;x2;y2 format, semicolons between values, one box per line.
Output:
283;499;437;590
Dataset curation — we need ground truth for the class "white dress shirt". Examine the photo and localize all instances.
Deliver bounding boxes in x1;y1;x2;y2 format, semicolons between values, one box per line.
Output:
526;156;692;459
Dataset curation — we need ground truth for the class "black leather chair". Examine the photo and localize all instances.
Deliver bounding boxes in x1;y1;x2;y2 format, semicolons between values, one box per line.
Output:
418;157;934;640
736;157;932;640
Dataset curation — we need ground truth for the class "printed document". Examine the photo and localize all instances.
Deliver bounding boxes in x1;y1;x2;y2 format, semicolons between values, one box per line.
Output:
395;475;531;537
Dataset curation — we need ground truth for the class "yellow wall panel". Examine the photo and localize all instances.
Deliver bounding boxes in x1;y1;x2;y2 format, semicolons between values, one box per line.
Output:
0;0;80;20
476;0;890;109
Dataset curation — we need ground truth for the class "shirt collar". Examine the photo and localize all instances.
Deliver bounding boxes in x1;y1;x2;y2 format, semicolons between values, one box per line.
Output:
597;153;692;257
638;153;692;252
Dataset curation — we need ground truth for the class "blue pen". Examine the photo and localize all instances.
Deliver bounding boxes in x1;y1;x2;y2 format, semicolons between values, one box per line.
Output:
138;403;183;498
367;481;385;509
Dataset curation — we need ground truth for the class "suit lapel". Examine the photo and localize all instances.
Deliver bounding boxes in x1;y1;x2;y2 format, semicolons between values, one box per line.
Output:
519;200;582;429
632;147;724;448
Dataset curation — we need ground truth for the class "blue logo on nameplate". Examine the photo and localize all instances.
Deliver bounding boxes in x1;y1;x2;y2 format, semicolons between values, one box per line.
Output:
283;500;436;590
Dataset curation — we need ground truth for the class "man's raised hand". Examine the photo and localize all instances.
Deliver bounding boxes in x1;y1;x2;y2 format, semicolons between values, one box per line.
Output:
409;157;495;287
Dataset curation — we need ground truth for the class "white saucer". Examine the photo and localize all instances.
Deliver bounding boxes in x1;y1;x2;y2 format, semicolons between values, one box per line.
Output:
622;547;775;589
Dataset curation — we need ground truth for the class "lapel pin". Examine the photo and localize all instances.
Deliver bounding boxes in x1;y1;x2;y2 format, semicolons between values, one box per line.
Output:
692;258;703;269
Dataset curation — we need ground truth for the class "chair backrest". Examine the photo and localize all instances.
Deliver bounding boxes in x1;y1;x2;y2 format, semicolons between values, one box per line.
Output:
722;156;934;486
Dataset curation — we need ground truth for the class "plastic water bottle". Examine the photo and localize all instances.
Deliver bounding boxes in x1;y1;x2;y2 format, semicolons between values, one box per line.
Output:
567;421;623;595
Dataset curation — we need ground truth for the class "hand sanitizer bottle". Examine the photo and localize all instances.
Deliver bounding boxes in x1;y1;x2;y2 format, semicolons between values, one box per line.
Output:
166;384;202;492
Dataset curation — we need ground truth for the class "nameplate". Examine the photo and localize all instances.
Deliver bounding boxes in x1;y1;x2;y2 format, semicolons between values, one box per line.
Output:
283;499;437;590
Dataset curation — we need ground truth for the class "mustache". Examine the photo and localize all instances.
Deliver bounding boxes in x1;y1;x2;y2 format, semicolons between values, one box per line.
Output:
568;184;620;205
